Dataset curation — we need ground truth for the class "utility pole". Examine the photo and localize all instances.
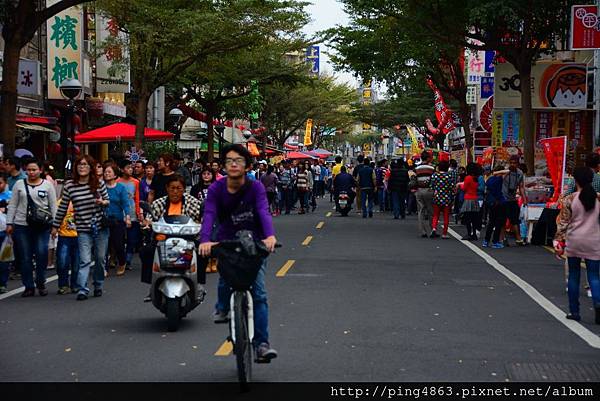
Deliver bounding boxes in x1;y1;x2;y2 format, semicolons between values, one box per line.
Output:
596;0;600;147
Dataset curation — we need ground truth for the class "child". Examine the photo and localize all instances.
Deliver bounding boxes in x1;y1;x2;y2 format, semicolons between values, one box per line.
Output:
56;200;79;294
0;174;12;203
430;161;455;239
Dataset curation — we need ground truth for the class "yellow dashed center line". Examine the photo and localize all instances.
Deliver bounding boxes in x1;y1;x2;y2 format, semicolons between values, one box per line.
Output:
302;236;313;246
276;260;296;277
326;212;332;217
316;222;324;229
214;340;233;356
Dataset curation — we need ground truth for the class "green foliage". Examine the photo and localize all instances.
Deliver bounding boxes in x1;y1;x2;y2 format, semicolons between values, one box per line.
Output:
143;140;179;162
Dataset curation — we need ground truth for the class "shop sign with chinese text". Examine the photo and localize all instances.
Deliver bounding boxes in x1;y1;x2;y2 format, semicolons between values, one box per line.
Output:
46;0;82;99
96;13;130;93
570;5;600;49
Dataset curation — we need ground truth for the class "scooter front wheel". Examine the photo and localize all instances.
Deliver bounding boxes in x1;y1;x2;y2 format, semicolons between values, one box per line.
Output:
166;297;181;332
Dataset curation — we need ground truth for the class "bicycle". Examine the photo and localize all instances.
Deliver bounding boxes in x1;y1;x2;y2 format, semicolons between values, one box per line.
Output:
210;231;280;389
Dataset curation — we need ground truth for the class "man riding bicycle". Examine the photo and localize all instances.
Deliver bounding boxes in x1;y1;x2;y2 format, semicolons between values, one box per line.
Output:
199;144;278;363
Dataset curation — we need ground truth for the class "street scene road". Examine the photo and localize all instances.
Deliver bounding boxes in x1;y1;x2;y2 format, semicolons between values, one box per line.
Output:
2;199;599;383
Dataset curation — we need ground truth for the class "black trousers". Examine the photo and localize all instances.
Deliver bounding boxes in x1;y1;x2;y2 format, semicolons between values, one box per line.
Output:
484;203;506;243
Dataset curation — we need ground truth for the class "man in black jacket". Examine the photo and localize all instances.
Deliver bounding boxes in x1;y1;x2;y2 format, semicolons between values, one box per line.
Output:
388;159;410;219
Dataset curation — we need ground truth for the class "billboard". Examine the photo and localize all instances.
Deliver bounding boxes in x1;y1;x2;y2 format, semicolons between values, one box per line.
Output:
570;5;600;50
96;13;130;93
494;63;588;110
306;45;319;75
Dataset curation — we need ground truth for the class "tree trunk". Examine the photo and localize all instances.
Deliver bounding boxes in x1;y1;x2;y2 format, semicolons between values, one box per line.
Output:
519;64;535;176
0;38;24;156
458;100;473;162
205;108;215;162
135;92;151;150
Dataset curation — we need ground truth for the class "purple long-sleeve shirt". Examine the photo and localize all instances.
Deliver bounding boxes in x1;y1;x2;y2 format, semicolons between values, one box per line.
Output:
200;178;275;243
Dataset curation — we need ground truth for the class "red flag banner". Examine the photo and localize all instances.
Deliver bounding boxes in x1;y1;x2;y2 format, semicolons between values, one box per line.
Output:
540;136;567;202
426;78;456;134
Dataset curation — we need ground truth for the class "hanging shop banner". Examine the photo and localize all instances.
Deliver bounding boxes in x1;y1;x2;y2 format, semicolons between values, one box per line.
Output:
306;45;320;76
535;111;554;141
540;136;567;202
492;111;503;148
426;78;456;134
46;0;83;99
465;48;485;84
494;62;588;109
96;13;130;93
480;77;494;99
406;126;422;155
304;118;313;146
570;5;600;50
484;51;495;74
17;59;41;96
502;111;520;144
466;85;477;105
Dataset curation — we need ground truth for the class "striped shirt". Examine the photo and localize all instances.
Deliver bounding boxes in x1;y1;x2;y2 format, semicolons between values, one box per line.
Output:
53;181;109;232
415;164;435;189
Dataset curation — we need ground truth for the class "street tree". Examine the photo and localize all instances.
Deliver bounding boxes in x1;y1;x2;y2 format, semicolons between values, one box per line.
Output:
328;0;472;155
97;0;309;149
405;0;576;173
259;75;356;148
0;0;90;154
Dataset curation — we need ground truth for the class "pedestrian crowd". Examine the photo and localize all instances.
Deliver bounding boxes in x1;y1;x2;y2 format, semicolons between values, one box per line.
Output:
0;146;597;325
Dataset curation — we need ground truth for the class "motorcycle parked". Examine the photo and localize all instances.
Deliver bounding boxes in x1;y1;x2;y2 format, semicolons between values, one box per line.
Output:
150;214;202;331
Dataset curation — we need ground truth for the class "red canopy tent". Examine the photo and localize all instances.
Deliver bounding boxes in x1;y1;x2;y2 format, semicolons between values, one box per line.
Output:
286;151;316;160
75;123;174;143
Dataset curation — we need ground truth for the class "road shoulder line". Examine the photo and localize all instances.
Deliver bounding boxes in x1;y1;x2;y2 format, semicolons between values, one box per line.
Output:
447;227;600;349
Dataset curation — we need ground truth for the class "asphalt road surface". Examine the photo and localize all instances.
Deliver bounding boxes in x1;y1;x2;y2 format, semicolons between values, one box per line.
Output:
1;198;600;382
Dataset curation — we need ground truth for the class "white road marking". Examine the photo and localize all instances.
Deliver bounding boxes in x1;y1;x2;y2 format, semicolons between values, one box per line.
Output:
447;227;600;349
0;274;59;301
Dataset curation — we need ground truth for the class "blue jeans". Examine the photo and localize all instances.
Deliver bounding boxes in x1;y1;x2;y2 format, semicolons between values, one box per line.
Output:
56;236;80;289
567;257;600;315
378;188;386;211
126;221;141;265
216;260;269;347
391;191;407;219
13;224;50;289
279;187;293;213
0;233;9;287
77;228;109;295
361;189;374;217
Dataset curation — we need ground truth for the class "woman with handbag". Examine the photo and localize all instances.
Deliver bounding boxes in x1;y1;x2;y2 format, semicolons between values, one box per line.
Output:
6;158;57;297
52;155;110;301
103;162;131;276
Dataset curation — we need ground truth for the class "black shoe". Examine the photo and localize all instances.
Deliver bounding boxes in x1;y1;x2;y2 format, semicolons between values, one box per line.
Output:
213;310;230;323
470;234;478;241
37;285;48;296
461;235;471;241
421;234;428;238
21;288;35;297
430;230;440;239
93;289;102;297
566;314;581;321
595;307;600;325
76;293;88;301
255;342;278;363
369;213;373;218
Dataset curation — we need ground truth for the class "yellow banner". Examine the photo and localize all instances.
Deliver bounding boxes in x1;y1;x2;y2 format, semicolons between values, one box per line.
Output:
304;118;313;146
406;125;421;155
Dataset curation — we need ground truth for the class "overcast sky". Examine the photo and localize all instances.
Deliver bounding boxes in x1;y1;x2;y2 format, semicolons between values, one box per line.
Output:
303;0;359;88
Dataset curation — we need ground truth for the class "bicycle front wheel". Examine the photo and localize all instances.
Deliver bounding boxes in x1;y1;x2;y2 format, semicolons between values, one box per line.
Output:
233;291;252;387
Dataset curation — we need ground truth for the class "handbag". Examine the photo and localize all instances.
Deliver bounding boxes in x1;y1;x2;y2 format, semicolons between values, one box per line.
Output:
23;179;53;228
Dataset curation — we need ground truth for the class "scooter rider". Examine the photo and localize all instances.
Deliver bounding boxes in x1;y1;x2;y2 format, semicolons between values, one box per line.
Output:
140;174;206;302
199;144;278;363
333;166;356;207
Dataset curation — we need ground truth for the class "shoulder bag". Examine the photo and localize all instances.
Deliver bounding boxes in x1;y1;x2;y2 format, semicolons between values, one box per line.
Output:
23;179;53;228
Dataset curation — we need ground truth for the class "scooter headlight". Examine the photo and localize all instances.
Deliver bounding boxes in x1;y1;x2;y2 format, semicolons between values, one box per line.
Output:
152;223;173;234
179;226;201;235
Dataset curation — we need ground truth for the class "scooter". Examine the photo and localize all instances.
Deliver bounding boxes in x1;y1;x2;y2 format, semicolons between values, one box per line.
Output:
150;214;202;332
336;191;352;216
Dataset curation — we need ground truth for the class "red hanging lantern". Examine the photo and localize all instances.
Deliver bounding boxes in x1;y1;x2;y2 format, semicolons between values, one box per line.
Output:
73;145;81;155
47;143;61;154
72;114;81;129
53;109;61;119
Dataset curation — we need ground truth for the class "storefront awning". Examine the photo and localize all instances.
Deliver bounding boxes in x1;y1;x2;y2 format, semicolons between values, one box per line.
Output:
17;123;59;134
75;123;174;143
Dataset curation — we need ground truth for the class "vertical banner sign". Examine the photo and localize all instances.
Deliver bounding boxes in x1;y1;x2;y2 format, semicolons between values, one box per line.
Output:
570;5;600;50
47;0;82;99
540;136;567;202
480;77;494;99
17;59;41;96
306;46;320;76
492;111;504;147
535;111;553;141
484;51;495;74
96;13;130;93
426;78;456;134
502;111;520;143
406;126;421;155
304;118;313;146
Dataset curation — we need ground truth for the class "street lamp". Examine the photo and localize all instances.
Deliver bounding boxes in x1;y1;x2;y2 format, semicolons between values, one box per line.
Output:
169;107;184;141
59;78;82;177
215;123;226;157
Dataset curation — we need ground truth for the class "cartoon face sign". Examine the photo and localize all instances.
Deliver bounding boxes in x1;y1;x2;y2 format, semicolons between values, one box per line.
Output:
540;65;587;109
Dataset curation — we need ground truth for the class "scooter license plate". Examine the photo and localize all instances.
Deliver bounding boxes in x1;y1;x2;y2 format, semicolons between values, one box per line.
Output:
339;200;347;207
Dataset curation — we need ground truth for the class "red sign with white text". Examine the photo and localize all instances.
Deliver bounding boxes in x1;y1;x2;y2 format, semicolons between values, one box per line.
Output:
540;136;567;202
570;5;600;49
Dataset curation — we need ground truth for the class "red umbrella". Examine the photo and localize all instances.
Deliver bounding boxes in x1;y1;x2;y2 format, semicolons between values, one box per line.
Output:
75;123;174;143
286;151;316;160
312;148;333;156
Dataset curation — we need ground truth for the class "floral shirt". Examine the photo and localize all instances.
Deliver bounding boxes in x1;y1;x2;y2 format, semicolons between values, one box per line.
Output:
431;172;455;206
